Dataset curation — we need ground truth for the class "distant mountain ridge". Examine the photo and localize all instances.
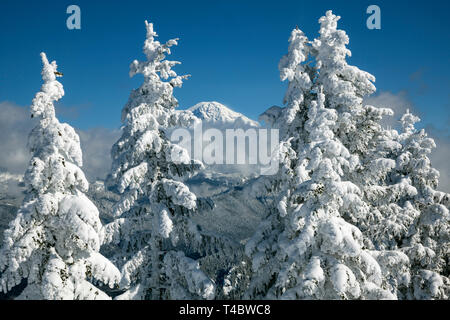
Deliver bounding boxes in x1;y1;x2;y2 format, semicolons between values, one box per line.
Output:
187;101;260;128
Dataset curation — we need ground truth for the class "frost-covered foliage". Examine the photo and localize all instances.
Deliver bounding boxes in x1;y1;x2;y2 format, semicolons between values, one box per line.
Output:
357;109;450;299
396;112;450;299
0;53;120;299
104;21;215;300
243;11;449;300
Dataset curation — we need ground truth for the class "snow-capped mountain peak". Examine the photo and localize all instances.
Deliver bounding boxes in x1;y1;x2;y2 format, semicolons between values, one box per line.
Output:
188;101;259;128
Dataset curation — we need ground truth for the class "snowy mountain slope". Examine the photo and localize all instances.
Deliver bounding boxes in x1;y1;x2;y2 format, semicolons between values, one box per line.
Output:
187;174;268;298
180;101;264;178
88;181;120;222
187;101;260;129
0;173;24;239
181;102;267;242
188;174;266;243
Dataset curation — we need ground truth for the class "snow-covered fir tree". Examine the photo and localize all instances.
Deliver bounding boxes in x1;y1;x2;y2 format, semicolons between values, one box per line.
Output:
359;109;450;299
396;111;449;299
103;21;215;300
244;11;416;300
311;11;419;298
0;53;120;300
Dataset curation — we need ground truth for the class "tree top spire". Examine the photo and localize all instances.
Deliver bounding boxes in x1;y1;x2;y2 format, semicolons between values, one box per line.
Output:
31;52;64;120
319;10;341;33
40;52;60;83
145;20;158;39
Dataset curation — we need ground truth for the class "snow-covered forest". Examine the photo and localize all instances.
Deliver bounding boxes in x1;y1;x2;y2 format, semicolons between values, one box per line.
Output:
0;10;448;300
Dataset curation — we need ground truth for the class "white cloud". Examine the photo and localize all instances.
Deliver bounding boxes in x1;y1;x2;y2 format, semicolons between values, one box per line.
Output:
0;101;119;182
426;124;450;193
364;91;417;130
0;102;33;174
77;127;120;181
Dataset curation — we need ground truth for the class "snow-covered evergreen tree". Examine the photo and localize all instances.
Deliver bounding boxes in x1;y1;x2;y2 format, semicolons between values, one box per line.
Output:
0;53;120;300
361;109;450;299
103;21;215;300
396;111;449;299
245;11;412;300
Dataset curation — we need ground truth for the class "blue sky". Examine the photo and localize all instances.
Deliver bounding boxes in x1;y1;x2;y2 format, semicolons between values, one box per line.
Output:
0;0;449;131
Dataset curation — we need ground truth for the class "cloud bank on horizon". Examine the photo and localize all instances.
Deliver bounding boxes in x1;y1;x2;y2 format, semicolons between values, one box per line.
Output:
0;94;449;192
0;101;120;183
